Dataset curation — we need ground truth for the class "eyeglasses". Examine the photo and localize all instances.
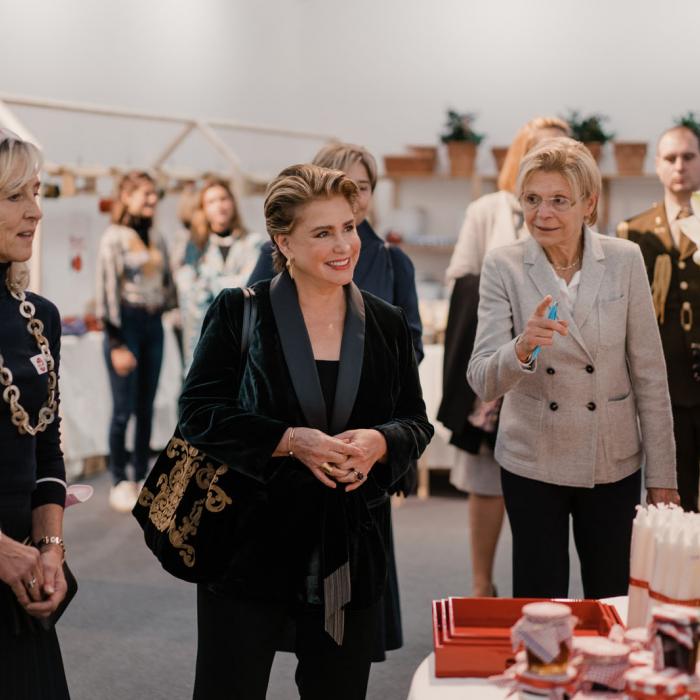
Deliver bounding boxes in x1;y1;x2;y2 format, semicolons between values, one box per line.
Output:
520;193;578;212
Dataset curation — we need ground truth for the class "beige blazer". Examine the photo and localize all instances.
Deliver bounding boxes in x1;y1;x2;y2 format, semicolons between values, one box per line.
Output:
467;228;676;489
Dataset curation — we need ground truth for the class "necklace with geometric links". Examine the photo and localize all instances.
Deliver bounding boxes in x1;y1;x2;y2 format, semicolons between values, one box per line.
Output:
0;284;57;436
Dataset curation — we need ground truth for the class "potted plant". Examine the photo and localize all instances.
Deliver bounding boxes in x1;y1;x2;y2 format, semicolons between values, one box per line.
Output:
564;110;614;162
440;109;484;177
674;111;700;141
613;139;648;176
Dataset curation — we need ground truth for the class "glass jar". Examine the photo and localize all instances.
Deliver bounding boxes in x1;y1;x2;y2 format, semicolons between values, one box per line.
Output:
628;649;654;668
623;666;688;699
650;604;700;673
518;602;574;676
624;627;650;651
574;636;631;691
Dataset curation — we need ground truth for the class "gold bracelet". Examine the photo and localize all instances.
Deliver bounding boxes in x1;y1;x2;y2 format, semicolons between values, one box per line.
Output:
35;535;65;559
287;427;296;457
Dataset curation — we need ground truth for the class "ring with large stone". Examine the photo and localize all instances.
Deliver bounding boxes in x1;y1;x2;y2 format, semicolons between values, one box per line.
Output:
26;577;37;590
320;462;334;476
353;470;365;482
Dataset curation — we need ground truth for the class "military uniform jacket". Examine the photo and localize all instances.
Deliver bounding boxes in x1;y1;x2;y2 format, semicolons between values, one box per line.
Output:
618;202;700;407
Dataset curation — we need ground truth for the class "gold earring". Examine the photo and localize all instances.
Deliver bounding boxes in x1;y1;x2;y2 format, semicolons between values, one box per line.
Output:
285;257;295;279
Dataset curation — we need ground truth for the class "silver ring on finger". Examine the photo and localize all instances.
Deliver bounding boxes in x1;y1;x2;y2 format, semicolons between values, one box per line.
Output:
25;576;37;590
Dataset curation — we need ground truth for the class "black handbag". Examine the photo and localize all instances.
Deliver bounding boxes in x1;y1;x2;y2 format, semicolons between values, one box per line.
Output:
132;288;257;583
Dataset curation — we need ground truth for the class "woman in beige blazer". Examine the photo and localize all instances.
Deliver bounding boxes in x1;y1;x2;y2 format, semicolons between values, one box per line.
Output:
440;117;569;597
467;137;679;599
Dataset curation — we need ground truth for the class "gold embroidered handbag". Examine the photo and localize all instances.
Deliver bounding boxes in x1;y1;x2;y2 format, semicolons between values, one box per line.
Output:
132;288;256;583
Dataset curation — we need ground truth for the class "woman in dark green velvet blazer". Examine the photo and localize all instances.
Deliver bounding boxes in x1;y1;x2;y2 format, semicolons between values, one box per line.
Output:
179;164;433;700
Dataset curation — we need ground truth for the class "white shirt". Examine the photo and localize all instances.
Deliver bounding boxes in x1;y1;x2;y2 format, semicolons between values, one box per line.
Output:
553;269;581;312
664;196;687;249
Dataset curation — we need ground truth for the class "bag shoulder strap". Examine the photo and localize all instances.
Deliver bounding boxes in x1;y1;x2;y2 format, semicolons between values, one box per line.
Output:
240;287;257;357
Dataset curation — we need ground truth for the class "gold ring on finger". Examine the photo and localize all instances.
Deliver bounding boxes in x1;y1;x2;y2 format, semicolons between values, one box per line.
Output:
353;469;365;482
320;462;334;476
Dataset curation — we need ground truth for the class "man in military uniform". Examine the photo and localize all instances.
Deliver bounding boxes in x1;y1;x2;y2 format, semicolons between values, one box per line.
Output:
618;125;700;511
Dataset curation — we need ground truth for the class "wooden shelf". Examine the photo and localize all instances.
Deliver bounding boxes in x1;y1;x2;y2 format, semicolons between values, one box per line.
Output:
384;170;660;231
382;171;655;182
382;172;497;181
601;173;657;181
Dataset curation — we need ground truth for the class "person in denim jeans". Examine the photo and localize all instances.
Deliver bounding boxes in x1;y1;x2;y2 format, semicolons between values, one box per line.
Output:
96;171;176;512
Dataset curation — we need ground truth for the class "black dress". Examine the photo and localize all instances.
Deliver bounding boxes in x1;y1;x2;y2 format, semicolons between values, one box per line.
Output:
0;263;70;699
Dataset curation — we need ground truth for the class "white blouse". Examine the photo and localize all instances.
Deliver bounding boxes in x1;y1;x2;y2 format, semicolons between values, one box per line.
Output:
553;269;581;312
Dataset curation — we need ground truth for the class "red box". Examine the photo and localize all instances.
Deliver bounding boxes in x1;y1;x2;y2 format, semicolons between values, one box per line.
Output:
432;597;623;678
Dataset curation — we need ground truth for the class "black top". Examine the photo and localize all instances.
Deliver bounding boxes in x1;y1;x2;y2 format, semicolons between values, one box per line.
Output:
247;220;425;362
0;264;66;524
315;360;339;428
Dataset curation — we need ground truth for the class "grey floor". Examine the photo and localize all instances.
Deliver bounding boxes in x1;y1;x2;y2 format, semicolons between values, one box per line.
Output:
59;472;584;700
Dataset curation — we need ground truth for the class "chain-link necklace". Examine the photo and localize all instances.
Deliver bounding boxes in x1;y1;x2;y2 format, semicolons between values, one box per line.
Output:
0;284;57;436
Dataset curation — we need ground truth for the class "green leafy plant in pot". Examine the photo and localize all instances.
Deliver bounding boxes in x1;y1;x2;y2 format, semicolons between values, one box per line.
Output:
674;111;700;142
564;110;614;162
440;109;484;177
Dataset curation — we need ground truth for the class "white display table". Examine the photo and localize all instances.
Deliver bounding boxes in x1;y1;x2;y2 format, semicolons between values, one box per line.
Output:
416;344;459;497
59;325;182;479
406;597;628;700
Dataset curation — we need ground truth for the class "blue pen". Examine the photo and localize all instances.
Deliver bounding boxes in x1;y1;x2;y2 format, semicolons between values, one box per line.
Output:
530;301;559;360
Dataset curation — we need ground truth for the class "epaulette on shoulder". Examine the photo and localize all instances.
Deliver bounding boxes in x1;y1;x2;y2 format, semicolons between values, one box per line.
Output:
617;203;662;237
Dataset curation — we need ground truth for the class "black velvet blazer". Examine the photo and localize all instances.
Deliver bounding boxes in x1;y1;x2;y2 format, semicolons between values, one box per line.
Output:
178;272;433;606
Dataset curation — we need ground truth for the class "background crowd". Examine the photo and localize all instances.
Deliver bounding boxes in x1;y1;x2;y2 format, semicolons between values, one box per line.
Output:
1;109;699;698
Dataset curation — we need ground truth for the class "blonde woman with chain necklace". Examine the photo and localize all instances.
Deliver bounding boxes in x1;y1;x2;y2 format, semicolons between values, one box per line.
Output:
0;129;70;697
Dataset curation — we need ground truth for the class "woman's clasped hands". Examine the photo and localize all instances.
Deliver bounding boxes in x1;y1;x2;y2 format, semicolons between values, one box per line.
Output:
0;535;67;618
276;427;388;490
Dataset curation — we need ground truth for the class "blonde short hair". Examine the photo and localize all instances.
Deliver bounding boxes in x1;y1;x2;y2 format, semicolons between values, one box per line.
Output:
312;142;378;191
0;129;43;293
264;164;358;273
498;117;570;193
516;136;602;226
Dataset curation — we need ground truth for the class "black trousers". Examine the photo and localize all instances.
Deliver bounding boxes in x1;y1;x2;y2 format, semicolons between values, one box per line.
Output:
193;586;374;700
673;405;700;512
500;468;641;599
104;305;164;484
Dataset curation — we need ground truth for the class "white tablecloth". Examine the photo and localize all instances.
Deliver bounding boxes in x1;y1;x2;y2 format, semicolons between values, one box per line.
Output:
418;344;458;469
406;597;629;700
59;325;182;479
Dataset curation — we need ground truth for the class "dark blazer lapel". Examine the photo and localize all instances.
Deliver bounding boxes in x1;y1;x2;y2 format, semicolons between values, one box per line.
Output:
269;271;328;431
330;283;365;435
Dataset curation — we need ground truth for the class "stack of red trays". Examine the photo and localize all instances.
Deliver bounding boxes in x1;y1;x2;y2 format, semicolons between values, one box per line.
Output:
432;596;623;678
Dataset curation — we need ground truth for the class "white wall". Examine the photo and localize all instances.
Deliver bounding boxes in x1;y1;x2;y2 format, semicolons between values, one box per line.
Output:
1;0;697;308
3;0;697;165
